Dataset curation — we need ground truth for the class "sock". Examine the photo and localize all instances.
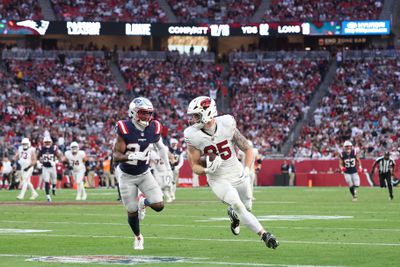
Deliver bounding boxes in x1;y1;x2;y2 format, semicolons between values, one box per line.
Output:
128;214;140;236
349;186;355;197
388;182;393;198
45;182;50;195
117;184;121;200
52;184;56;194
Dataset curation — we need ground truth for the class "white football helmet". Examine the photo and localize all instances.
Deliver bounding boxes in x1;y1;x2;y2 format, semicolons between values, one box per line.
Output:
21;138;31;150
128;97;154;127
170;138;179;149
343;140;353;153
43;136;52;148
70;141;79;153
187;96;217;129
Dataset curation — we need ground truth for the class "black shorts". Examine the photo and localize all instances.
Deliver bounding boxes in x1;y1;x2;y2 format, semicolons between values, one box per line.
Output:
379;173;391;188
57;173;63;181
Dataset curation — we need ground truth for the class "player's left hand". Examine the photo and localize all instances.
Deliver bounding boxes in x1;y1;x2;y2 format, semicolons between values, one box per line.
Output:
242;166;251;180
358;166;363;172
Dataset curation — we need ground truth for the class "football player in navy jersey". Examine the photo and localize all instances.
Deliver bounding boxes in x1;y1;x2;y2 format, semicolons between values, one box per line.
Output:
113;97;172;250
38;136;64;202
339;141;363;201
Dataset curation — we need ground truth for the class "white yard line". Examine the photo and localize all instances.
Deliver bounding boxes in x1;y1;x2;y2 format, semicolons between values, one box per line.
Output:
0;232;399;247
2;220;400;233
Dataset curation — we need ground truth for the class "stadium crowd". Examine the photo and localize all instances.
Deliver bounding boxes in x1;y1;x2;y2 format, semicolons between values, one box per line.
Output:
262;0;383;22
0;0;43;21
1;48;398;163
228;57;328;156
119;52;224;143
167;0;260;23
292;55;400;159
1;52;121;161
51;0;167;22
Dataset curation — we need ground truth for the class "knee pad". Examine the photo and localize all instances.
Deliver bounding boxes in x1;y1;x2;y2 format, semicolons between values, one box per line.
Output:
151;203;164;212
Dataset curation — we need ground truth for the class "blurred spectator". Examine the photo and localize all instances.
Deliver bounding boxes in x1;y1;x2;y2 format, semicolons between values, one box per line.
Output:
0;0;43;20
293;52;400;158
51;0;166;22
168;0;260;23
262;0;383;22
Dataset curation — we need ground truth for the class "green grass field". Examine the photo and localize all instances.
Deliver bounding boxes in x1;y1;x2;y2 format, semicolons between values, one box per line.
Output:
0;186;399;267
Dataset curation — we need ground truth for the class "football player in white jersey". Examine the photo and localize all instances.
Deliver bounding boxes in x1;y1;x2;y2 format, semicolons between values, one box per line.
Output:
13;138;39;200
65;142;88;200
184;96;279;249
169;138;184;200
238;140;261;200
149;147;173;202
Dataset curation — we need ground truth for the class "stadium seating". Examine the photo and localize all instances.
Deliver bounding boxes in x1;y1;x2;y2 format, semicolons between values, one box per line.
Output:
167;0;260;23
118;51;222;141
50;0;167;22
262;0;383;22
293;50;400;159
1;49;121;157
0;0;43;20
228;51;328;156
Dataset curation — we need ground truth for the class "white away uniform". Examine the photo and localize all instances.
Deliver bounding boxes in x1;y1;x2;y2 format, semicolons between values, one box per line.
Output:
17;146;38;199
184;115;252;210
65;150;87;200
238;147;259;198
150;149;173;202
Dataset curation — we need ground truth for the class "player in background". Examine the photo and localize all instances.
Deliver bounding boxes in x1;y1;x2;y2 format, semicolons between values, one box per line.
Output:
113;97;172;250
65;142;88;200
13;138;39;200
1;156;13;190
184;96;279;249
339;141;363;201
238;140;261;200
38;136;64;202
370;152;396;200
169;138;184;200
149;146;173;202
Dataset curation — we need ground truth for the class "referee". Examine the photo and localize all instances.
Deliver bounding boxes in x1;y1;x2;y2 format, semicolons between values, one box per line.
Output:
370;152;396;200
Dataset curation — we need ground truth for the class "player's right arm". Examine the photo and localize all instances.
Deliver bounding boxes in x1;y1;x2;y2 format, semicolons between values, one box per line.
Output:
112;135;130;163
338;154;345;173
187;145;206;176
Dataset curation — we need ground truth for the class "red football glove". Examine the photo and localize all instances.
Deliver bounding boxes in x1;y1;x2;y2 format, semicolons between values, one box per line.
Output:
341;167;346;172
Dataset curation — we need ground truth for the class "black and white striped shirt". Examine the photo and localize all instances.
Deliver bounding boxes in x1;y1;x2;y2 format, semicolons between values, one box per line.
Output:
375;157;396;174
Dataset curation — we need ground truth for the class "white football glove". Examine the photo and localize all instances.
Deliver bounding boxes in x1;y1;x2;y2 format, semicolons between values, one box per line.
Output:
242;166;251;180
127;151;146;161
204;155;222;174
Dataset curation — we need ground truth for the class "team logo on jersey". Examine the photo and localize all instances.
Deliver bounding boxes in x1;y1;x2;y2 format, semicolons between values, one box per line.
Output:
28;255;191;265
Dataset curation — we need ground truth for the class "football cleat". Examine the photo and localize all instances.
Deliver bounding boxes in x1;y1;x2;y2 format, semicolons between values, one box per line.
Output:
134;234;144;250
262;232;279;249
137;193;146;221
227;207;240;235
30;192;39;200
16;195;24;200
82;193;87;200
46;195;52;202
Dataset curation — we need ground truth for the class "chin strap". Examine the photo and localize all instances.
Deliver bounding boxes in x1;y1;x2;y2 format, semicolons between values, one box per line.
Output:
132;120;147;131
